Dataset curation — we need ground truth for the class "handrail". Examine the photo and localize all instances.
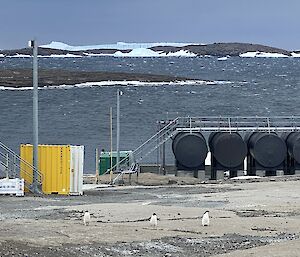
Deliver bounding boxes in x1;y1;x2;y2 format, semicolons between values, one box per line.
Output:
0;142;43;184
104;117;179;175
132;117;178;154
0;141;43;193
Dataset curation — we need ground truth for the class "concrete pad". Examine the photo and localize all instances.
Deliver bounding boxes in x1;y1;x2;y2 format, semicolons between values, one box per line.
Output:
276;170;284;176
193;170;206;181
255;170;266;177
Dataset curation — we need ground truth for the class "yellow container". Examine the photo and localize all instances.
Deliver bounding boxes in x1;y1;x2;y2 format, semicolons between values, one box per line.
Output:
20;144;84;195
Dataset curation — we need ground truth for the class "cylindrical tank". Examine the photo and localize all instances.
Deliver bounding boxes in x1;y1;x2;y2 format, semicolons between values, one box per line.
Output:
172;132;208;169
246;132;287;168
283;132;300;163
209;132;247;168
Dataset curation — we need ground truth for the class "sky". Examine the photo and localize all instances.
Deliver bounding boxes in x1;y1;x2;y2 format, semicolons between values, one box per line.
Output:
0;0;299;50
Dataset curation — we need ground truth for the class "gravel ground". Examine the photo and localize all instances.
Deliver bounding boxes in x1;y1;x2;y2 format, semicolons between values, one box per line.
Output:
0;174;300;256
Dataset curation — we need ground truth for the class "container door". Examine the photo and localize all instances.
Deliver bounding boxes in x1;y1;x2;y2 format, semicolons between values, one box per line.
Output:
70;146;84;195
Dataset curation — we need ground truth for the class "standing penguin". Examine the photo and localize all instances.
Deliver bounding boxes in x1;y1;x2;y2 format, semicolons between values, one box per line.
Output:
202;211;210;226
83;210;91;226
150;213;158;228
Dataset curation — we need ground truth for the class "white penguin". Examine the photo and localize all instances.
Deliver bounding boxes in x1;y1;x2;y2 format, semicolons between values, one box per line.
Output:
202;210;210;226
150;213;158;228
83;210;91;226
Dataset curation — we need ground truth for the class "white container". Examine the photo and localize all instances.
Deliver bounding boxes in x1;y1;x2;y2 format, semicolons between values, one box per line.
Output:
70;145;84;195
0;178;24;196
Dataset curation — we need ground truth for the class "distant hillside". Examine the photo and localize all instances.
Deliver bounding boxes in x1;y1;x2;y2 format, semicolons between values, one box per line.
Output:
0;42;297;57
151;43;291;56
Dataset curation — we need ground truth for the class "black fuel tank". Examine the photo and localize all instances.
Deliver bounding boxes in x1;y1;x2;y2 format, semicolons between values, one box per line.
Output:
172;132;208;169
209;132;247;168
245;132;287;168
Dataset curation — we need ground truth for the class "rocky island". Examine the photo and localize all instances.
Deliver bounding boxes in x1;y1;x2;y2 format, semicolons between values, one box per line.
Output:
0;42;298;58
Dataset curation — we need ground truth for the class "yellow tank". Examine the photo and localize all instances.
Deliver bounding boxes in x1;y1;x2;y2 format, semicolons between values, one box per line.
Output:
20;144;84;195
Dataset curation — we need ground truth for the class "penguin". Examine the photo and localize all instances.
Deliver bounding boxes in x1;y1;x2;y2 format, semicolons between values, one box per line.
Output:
202;210;210;226
83;210;91;226
150;213;158;228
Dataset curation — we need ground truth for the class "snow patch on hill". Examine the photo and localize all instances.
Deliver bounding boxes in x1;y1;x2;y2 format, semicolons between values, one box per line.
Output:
163;50;197;57
112;48;196;57
114;48;160;57
40;53;83;58
240;52;289;58
291;52;300;58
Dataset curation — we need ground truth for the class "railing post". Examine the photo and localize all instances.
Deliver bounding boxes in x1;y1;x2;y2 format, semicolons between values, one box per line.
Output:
157;121;160;174
162;141;166;175
267;117;271;133
13;154;16;178
5;153;9;178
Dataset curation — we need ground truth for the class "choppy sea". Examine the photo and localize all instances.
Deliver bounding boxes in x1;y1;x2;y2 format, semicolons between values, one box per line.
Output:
1;56;300;171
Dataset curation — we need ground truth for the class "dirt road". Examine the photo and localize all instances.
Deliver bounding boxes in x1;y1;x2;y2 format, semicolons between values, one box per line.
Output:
0;174;299;256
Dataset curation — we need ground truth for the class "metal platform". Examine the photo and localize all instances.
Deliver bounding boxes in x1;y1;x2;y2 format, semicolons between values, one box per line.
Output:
108;116;300;183
169;116;300;133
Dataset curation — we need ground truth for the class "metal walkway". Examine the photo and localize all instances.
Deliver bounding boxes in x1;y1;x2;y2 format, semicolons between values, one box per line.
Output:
133;116;300;163
174;116;300;133
0;141;43;194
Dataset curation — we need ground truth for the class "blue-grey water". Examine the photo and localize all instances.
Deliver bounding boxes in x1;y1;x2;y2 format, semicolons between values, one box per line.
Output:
1;56;300;171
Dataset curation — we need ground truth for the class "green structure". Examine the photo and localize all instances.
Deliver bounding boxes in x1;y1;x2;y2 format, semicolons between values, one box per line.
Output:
98;151;133;175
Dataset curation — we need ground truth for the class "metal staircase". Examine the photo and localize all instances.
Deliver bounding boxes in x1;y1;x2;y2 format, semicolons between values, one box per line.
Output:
109;117;179;183
0;141;43;194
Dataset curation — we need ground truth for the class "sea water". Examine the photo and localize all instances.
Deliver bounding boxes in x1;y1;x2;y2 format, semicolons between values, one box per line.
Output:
0;56;300;171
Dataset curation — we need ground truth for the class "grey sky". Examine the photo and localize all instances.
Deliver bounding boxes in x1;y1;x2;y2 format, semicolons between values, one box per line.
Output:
1;0;299;50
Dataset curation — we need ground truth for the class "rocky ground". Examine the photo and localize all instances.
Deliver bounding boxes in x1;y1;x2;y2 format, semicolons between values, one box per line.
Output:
0;69;190;88
0;174;300;256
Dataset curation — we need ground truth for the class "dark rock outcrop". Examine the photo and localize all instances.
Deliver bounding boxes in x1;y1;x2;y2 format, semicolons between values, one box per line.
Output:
0;69;190;88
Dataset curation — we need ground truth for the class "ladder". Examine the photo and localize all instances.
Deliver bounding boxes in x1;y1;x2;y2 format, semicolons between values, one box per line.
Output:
0;141;43;194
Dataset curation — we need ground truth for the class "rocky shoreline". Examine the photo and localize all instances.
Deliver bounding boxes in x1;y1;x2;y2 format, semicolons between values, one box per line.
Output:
0;69;190;88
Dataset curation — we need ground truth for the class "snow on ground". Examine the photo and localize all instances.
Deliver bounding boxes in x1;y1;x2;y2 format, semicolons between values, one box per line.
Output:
240;51;289;58
291;52;300;57
40;41;196;51
231;176;261;180
82;49;196;57
40;53;83;58
0;80;231;91
164;50;197;57
113;48;196;57
8;53;31;58
83;52;112;57
114;48;161;57
217;56;229;61
239;52;259;58
0;54;4;58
